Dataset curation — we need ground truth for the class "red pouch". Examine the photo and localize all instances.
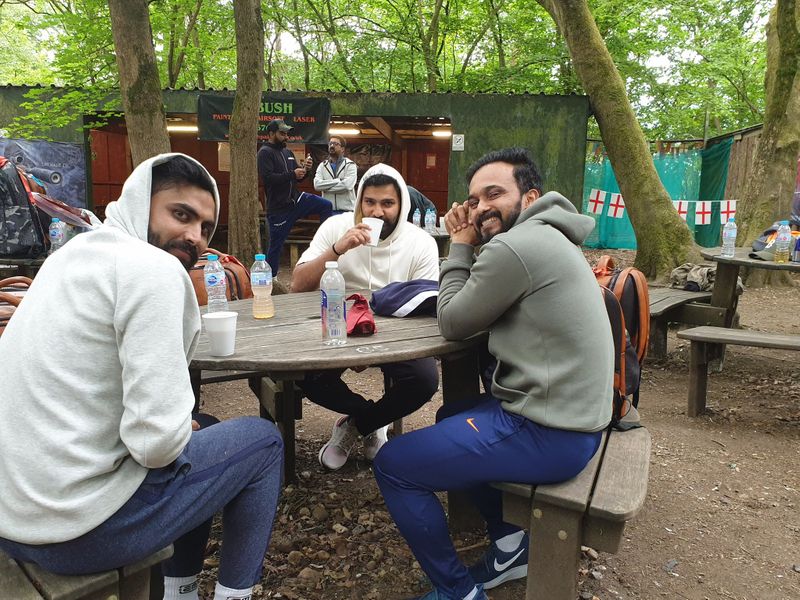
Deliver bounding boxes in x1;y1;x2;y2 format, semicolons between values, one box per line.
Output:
346;293;377;336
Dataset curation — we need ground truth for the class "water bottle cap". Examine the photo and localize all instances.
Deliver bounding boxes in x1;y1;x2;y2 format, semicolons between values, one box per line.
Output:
728;217;735;222
781;220;790;225
207;254;219;261
255;253;266;260
325;261;339;269
51;218;59;223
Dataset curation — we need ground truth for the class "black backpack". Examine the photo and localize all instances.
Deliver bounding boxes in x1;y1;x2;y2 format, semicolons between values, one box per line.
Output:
0;156;47;258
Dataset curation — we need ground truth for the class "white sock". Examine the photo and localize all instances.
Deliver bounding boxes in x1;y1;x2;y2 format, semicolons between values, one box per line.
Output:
495;530;526;552
213;582;254;600
463;586;480;600
163;575;199;600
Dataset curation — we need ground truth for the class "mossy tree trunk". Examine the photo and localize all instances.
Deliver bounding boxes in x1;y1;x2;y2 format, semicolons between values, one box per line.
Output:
537;0;694;278
227;0;265;264
107;0;171;166
736;1;799;243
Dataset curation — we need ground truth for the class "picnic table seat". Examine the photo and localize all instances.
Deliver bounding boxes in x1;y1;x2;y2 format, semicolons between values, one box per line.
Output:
491;427;650;600
676;326;800;416
648;286;726;358
0;545;172;600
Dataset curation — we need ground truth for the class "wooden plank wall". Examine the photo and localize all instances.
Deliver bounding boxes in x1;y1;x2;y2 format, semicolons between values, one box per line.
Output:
723;130;761;202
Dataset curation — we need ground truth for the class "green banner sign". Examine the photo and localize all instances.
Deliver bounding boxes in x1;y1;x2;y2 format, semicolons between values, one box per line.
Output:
198;94;331;144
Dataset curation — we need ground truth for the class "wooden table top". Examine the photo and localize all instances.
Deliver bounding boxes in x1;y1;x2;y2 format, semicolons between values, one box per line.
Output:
191;290;482;373
700;247;800;272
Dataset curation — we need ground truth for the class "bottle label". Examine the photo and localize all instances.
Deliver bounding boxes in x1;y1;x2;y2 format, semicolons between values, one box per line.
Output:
251;272;271;286
205;273;223;287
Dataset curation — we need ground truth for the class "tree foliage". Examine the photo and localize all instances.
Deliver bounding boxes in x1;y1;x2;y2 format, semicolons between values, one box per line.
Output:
0;0;773;140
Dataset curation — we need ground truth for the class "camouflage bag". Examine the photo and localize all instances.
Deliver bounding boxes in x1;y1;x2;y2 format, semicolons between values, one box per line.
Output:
0;155;48;258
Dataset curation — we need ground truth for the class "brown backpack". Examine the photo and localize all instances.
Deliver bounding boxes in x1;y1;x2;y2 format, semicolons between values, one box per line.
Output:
593;256;650;429
189;249;253;305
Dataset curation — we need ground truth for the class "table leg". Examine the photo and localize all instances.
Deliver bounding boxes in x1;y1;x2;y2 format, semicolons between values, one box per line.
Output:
190;369;201;413
687;341;710;417
441;348;483;532
709;263;740;371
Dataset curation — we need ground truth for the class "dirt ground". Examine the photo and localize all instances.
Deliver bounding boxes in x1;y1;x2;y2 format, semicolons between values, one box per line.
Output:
197;250;800;600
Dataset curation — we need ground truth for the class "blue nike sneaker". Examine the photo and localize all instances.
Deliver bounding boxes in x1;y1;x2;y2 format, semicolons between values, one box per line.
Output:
409;584;488;599
468;534;529;589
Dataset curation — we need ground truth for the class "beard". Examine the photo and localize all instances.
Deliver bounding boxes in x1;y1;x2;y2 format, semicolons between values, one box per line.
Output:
475;202;522;244
378;216;398;240
148;228;199;271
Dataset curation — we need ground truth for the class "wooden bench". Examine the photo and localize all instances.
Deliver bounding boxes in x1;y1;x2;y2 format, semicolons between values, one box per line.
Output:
285;238;311;270
648;287;726;359
0;545;172;600
491;427;650;600
676;326;800;416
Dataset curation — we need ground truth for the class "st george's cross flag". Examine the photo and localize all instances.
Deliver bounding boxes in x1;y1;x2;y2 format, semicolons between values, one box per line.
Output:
672;200;689;221
608;193;626;218
587;189;606;215
719;200;737;223
694;201;712;225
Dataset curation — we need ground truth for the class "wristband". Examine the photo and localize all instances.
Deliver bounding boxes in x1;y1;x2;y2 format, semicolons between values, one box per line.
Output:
332;242;343;256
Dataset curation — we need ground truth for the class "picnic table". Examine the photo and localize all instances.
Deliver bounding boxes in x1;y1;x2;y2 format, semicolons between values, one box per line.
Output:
676;247;800;415
189;290;485;480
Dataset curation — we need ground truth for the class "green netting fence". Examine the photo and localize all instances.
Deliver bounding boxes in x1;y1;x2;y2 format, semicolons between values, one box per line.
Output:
582;138;733;249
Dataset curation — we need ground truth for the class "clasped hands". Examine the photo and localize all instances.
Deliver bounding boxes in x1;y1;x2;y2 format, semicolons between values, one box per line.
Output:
443;202;480;246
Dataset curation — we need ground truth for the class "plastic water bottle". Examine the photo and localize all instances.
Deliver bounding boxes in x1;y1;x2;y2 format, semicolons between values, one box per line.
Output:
721;217;737;258
412;208;421;228
320;261;347;346
204;254;229;313
424;209;436;233
250;253;274;319
48;218;65;255
774;220;792;264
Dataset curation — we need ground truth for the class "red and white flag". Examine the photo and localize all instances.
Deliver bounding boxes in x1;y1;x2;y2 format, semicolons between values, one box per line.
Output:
608;193;625;219
673;200;689;221
719;200;737;223
587;189;606;215
694;201;712;225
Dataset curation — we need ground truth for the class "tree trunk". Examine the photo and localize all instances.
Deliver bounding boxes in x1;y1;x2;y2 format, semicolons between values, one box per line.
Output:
107;0;171;166
537;0;694;278
736;0;799;244
227;0;265;263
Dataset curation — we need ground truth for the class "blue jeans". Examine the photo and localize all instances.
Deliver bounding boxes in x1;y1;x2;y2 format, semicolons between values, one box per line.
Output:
267;192;332;275
373;395;602;598
0;417;283;589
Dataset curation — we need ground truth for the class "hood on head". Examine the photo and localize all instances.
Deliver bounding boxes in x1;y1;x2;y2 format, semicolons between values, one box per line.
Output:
353;163;410;244
104;153;220;242
516;191;595;245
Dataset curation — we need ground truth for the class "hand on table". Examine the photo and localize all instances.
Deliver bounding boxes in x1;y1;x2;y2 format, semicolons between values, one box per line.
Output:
444;201;480;246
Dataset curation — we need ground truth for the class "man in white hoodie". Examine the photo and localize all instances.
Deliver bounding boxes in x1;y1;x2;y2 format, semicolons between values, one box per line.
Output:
0;154;283;600
292;163;440;470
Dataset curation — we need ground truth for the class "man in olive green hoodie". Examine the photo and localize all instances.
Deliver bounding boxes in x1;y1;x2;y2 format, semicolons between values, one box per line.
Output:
374;147;614;600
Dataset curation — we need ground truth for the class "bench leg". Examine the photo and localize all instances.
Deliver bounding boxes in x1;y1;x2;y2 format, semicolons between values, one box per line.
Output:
649;316;668;359
527;503;582;600
289;244;300;270
687;341;710;417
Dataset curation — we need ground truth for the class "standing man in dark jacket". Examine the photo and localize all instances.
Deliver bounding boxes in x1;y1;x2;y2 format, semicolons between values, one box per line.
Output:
257;119;332;274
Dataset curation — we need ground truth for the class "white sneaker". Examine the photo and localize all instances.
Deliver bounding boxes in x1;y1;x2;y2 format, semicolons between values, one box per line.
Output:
363;425;389;461
318;416;360;470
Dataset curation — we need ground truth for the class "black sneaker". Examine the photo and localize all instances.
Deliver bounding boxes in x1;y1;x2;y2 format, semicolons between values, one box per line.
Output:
468;534;529;589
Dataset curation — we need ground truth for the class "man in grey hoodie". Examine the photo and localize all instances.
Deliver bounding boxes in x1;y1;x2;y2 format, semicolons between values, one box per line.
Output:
0;154;283;600
373;148;614;600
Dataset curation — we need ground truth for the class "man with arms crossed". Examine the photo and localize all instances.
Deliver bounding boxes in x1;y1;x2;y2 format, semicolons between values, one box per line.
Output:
258;119;333;274
292;163;440;471
373;148;614;600
313;135;357;213
0;154;283;600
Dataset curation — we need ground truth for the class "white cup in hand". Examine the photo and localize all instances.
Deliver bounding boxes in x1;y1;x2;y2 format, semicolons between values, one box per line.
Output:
361;217;383;247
